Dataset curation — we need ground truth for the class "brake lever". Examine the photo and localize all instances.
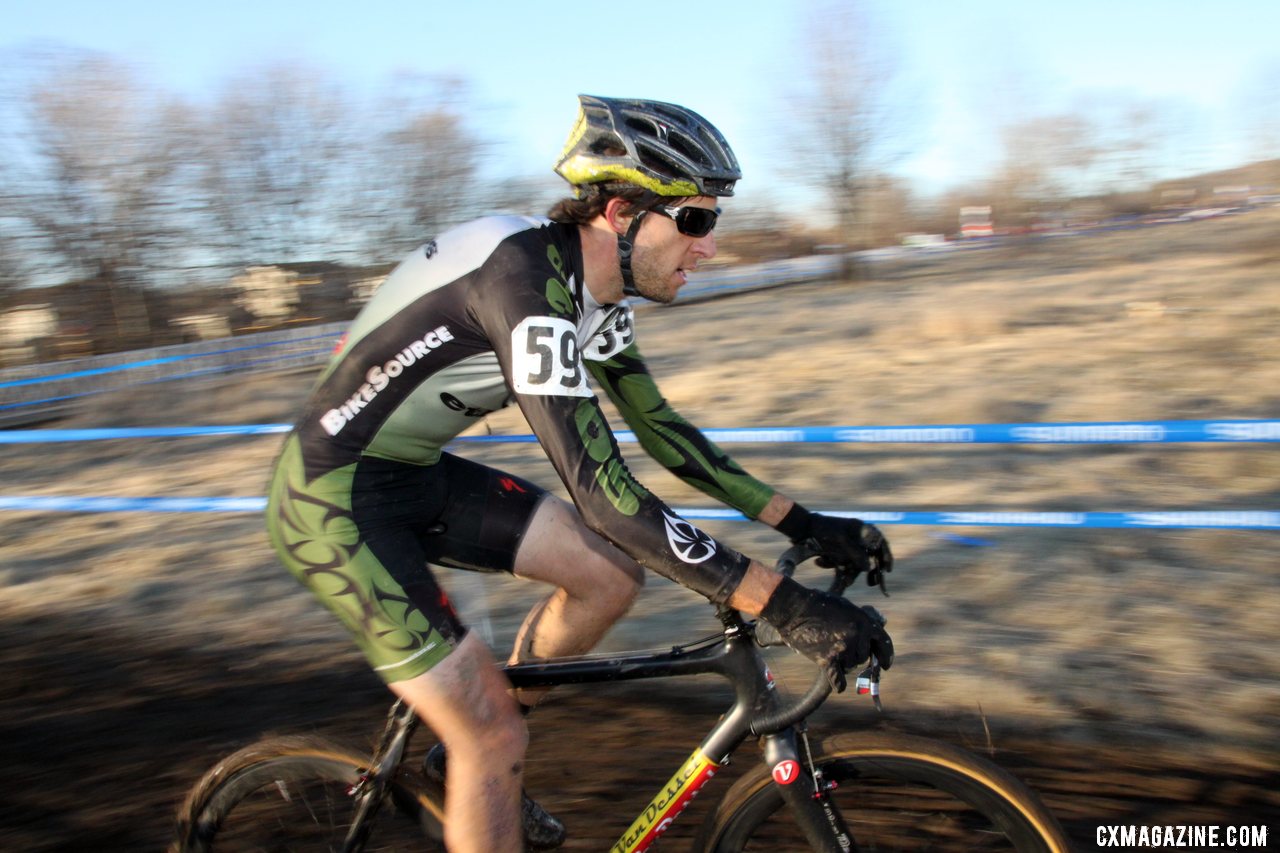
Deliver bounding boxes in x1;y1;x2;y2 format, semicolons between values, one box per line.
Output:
867;566;890;597
855;656;884;712
824;562;889;599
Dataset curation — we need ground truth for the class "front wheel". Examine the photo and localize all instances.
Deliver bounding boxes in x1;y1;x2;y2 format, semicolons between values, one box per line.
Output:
171;735;446;852
695;731;1071;852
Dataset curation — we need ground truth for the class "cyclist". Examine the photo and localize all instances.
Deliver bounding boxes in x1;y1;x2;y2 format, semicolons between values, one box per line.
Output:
266;94;894;853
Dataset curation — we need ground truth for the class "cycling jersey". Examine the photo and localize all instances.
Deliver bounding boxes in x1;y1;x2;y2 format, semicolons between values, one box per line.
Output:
267;215;774;680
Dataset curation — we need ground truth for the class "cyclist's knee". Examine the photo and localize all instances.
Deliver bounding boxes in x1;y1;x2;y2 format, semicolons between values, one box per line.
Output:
456;711;528;764
391;634;527;752
597;567;643;615
515;496;645;608
557;556;641;619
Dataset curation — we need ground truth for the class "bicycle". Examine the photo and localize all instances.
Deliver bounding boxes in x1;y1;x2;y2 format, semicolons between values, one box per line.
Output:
171;542;1072;852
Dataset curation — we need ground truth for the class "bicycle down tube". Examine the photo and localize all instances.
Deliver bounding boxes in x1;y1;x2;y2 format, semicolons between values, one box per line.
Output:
501;614;854;853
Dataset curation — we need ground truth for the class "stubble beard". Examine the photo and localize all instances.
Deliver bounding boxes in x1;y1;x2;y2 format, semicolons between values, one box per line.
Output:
628;245;678;304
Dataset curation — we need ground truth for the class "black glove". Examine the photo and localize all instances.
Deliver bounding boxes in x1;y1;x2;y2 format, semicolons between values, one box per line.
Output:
776;505;894;590
761;576;894;692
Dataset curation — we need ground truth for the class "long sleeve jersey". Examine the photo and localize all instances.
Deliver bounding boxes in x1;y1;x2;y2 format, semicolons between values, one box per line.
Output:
287;215;775;603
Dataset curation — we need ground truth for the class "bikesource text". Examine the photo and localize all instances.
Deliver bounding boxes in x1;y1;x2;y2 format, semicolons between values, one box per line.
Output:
1096;824;1268;848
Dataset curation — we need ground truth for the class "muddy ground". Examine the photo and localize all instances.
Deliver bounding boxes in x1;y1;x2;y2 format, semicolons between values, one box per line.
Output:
1;619;1278;851
2;209;1279;850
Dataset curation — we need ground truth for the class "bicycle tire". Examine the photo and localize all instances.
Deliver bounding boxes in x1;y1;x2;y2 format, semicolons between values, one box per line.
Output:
694;731;1071;853
171;735;446;852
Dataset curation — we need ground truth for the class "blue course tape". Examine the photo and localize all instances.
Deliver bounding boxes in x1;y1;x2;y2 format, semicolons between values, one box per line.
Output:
690;420;1280;444
0;425;292;442
0;496;269;513
675;509;1280;529
3;419;1277;444
0;333;339;391
0;496;1275;528
0;347;334;412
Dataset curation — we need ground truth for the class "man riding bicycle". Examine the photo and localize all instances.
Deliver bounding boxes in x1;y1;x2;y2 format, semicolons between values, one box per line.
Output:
266;94;894;853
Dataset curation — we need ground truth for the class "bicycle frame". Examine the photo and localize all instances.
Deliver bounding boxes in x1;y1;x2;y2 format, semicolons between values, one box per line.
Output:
389;609;854;853
516;620;850;851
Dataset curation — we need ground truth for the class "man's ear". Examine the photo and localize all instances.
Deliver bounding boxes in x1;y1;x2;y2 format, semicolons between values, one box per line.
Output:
602;196;635;235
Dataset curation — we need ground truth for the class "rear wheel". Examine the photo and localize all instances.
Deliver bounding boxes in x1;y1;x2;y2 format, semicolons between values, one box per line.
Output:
696;731;1070;852
172;736;445;852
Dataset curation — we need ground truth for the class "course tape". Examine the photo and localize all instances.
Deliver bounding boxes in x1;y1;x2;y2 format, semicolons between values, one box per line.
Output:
0;496;1274;528
0;347;334;412
0;424;293;442
0;333;338;391
3;419;1278;444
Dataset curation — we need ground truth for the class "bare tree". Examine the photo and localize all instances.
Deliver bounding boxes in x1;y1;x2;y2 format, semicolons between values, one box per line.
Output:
0;201;33;302
0;49;200;343
196;68;488;267
782;1;911;266
355;76;489;257
0;51;493;348
994;112;1102;222
196;64;364;268
1106;101;1162;193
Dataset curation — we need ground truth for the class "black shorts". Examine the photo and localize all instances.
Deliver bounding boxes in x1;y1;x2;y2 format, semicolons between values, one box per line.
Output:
351;451;546;576
267;440;545;682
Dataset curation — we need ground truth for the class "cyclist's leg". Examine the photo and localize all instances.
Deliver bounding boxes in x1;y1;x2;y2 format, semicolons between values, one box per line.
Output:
267;444;529;852
414;453;644;707
507;494;644;705
389;633;526;853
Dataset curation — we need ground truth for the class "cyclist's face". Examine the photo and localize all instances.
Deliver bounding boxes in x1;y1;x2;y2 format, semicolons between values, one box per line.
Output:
629;197;718;304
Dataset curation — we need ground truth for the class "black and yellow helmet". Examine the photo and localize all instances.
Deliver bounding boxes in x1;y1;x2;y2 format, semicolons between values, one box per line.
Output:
555;95;741;198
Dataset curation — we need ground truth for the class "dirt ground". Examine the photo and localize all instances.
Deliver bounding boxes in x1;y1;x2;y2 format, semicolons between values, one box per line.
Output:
2;209;1278;850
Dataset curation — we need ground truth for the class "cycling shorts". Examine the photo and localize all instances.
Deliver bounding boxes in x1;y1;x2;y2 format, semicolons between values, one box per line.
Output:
266;436;545;683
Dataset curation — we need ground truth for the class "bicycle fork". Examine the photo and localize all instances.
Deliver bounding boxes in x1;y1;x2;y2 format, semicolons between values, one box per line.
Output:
605;725;857;853
763;729;857;853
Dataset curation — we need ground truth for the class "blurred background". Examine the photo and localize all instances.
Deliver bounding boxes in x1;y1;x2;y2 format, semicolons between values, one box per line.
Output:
2;2;1278;849
1;0;1277;360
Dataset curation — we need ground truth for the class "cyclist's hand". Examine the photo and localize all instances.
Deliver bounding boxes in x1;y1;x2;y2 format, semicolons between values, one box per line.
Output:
808;514;894;589
761;576;895;692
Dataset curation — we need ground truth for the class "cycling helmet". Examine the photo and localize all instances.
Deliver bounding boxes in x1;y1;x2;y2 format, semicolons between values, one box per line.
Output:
555;95;741;198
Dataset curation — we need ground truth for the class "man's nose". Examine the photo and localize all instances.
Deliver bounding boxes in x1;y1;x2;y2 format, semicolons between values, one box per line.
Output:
692;231;716;260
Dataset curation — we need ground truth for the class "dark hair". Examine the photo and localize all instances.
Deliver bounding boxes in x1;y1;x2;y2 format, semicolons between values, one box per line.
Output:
547;183;686;225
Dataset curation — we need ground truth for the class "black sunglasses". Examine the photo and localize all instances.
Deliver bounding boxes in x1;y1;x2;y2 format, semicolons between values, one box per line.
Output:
651;204;720;238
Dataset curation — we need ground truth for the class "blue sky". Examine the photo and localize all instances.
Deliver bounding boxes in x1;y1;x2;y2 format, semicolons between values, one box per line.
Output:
5;0;1278;201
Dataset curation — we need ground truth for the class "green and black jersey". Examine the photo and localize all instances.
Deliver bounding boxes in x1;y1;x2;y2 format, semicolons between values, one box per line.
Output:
269;216;772;669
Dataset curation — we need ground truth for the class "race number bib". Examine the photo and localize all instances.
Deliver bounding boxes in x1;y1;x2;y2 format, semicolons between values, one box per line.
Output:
583;305;636;362
512;317;591;397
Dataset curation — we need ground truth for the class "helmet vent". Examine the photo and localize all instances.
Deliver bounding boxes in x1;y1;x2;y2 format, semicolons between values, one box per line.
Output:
555;95;741;197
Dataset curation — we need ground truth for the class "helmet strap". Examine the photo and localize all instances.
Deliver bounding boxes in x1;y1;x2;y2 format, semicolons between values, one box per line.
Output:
616;211;647;298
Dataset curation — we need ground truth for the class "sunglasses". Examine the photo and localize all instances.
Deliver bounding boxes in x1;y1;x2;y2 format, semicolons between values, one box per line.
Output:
651;204;720;238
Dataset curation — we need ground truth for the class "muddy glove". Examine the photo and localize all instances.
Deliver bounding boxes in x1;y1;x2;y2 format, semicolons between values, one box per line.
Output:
761;576;895;692
776;505;893;592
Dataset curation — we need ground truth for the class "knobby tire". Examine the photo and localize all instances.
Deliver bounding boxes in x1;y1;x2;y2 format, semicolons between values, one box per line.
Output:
695;731;1071;853
171;735;445;852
